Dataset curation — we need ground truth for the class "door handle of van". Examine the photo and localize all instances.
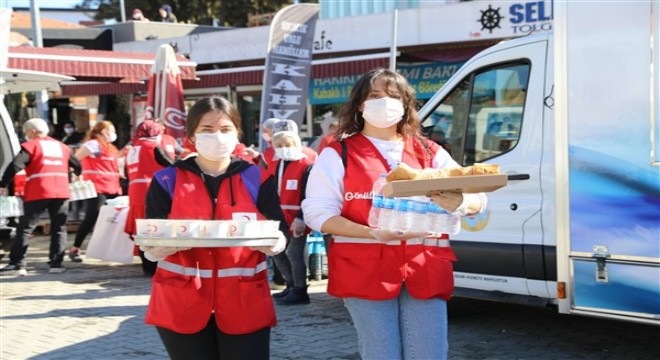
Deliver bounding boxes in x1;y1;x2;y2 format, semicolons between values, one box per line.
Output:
507;174;530;181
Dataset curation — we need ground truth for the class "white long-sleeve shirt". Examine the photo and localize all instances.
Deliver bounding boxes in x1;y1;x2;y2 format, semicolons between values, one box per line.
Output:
301;135;487;232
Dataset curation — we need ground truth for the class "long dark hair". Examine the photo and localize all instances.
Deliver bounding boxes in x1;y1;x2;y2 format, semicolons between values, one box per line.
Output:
336;68;424;141
185;96;242;140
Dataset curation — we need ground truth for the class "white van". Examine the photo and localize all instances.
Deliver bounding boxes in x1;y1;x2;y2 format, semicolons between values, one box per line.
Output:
419;2;659;324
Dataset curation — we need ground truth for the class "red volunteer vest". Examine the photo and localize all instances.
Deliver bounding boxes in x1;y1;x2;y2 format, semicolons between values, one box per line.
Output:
124;139;166;235
145;165;277;335
126;139;165;207
21;137;71;202
271;157;313;228
327;133;457;301
81;141;121;195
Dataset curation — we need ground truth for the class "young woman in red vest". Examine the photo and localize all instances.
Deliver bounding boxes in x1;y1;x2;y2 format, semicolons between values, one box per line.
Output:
140;96;287;360
68;121;122;262
123;120;174;276
301;68;488;359
269;129;315;305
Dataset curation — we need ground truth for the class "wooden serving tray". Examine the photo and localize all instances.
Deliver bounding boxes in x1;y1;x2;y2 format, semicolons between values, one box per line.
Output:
133;236;277;248
382;174;508;197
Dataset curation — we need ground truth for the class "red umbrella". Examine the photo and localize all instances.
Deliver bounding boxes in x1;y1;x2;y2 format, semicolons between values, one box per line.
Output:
144;44;186;143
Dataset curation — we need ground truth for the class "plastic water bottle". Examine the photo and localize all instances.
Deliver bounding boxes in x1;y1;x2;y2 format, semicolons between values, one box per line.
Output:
368;174;388;227
445;211;461;235
378;196;395;229
407;196;430;232
428;202;448;235
389;197;412;232
427;203;462;235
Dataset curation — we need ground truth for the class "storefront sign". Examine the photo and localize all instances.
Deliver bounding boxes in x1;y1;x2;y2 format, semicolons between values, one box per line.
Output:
309;61;465;104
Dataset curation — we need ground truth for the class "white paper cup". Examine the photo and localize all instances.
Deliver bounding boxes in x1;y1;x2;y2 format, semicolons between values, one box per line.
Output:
173;220;200;238
261;221;280;236
136;219;173;237
227;221;250;237
198;221;229;238
242;221;280;237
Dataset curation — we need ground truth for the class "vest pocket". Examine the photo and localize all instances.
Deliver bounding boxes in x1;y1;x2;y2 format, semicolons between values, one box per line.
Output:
408;246;455;300
215;278;275;334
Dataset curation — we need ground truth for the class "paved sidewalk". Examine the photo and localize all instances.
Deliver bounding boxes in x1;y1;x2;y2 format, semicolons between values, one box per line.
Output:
0;234;358;360
3;235;659;359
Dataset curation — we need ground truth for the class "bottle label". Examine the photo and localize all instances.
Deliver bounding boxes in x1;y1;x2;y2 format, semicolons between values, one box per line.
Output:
411;200;428;214
382;197;395;210
372;194;384;208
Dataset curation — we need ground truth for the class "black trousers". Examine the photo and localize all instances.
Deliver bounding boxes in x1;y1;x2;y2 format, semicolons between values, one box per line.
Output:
156;315;270;360
9;198;69;266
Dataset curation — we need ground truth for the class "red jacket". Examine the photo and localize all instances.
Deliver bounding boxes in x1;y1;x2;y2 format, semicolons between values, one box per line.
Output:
81;141;121;195
20;137;71;202
327;133;456;301
271;157;313;229
145;165;276;334
124;138;166;235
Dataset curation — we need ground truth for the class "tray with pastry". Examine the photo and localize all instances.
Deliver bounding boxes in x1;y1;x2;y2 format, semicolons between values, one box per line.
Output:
133;219;280;247
382;163;507;197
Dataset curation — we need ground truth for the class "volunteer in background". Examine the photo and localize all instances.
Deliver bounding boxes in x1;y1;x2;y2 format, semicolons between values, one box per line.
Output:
270;130;315;305
301;68;487;359
123;120;174;276
0;118;81;275
68;121;122;262
141;96;288;359
260;118;318;173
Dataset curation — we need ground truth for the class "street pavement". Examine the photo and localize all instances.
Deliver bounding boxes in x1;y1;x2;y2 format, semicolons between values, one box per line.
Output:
1;234;659;360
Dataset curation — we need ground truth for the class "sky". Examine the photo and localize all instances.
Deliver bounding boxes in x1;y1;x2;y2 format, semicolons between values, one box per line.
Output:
2;0;83;9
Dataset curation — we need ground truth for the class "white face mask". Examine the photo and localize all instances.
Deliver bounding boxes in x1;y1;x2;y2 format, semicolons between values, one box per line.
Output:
195;131;238;161
64;127;74;135
362;97;405;129
275;147;303;161
262;133;272;142
107;132;117;143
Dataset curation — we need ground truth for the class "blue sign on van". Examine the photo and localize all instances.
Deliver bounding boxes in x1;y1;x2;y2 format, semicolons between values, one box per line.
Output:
309;61;465;104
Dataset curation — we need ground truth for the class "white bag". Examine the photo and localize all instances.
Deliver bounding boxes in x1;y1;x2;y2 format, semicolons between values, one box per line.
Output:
85;205;135;264
69;180;97;202
0;196;23;218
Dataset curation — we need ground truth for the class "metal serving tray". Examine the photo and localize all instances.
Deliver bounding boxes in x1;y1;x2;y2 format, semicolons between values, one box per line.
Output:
133;236;278;248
